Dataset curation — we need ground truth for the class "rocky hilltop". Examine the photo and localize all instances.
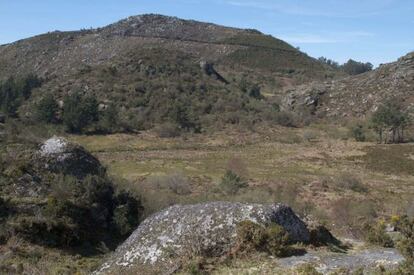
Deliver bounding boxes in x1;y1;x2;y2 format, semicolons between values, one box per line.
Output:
0;14;335;89
283;52;414;118
95;202;309;274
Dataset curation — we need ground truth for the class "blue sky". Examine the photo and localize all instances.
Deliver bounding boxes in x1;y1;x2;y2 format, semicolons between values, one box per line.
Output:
0;0;413;66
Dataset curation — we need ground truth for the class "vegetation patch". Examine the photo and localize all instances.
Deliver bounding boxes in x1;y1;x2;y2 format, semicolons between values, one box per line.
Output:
353;145;414;176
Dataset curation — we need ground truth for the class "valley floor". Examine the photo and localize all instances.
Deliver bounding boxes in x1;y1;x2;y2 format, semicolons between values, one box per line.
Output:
71;125;414;236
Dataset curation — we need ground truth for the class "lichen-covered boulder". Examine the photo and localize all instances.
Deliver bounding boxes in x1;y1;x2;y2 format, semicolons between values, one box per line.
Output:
95;202;309;274
36;136;103;179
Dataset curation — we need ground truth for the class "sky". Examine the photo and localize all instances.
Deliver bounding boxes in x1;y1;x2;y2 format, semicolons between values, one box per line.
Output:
0;0;413;66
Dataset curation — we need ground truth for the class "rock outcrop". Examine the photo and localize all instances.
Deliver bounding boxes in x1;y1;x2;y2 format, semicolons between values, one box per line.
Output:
283;51;414;118
95;202;309;274
36;136;103;179
0;136;142;248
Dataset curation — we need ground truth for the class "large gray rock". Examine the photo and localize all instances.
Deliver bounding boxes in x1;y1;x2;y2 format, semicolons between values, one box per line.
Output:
36;136;103;179
95;202;309;274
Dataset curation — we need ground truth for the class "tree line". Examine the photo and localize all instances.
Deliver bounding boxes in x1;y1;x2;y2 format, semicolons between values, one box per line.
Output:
371;100;411;144
318;57;374;75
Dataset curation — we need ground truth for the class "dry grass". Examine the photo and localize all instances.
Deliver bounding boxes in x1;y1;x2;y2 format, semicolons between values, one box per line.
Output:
70;125;414;235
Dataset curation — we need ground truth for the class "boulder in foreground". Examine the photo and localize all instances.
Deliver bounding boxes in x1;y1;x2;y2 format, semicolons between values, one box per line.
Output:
95;202;309;274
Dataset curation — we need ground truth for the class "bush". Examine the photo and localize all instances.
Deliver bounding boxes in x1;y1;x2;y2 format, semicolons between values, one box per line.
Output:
235;220;290;257
342;59;373;75
0;75;42;117
351;124;366;142
9;173;143;248
154;122;181;138
275;111;298;127
35;93;59;123
98;103;119;133
62;92;99;133
335;173;367;193
265;224;291;257
371;100;410;144
146;173;192;195
219;170;248;195
363;221;394;248
296;263;322;275
395;216;414;261
112;191;143;237
235;220;267;252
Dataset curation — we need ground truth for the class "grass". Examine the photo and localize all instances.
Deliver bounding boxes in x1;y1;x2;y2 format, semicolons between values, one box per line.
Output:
352;144;414;176
69;125;414;234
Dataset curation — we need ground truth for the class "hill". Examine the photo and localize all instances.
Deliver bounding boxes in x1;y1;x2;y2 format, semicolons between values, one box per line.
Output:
283;51;414;119
0;14;335;83
0;14;342;133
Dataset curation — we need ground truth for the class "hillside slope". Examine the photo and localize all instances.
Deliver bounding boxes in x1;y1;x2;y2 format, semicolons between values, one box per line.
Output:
283;52;414;118
0;14;343;131
0;14;336;91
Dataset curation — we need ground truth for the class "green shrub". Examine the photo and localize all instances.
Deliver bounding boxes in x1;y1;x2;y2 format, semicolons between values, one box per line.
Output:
235;221;290;257
395;216;414;261
335;173;367;193
9;173;143;248
62;91;99;133
219;170;248;195
275;111;298;127
0;74;41;117
295;263;322;275
145;173;192;195
371;100;410;144
265;224;291;257
351;124;366;142
112;191;142;237
97;103;120;133
235;220;267;252
363;221;394;248
35;93;59;123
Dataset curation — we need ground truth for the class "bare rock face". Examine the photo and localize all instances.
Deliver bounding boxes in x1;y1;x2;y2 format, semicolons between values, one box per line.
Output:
36;136;103;179
95;202;309;274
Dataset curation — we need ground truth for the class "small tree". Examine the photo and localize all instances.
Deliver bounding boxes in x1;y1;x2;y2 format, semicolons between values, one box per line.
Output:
63;91;99;133
371;101;411;144
99;103;119;132
0;74;42;117
0;78;21;116
351;124;366;142
36;93;59;123
342;59;373;75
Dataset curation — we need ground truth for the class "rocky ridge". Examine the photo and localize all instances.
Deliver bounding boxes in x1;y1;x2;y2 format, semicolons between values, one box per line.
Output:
283;52;414;118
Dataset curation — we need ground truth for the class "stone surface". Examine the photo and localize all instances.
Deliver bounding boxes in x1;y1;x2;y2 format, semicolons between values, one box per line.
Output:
95;202;309;274
277;244;404;274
